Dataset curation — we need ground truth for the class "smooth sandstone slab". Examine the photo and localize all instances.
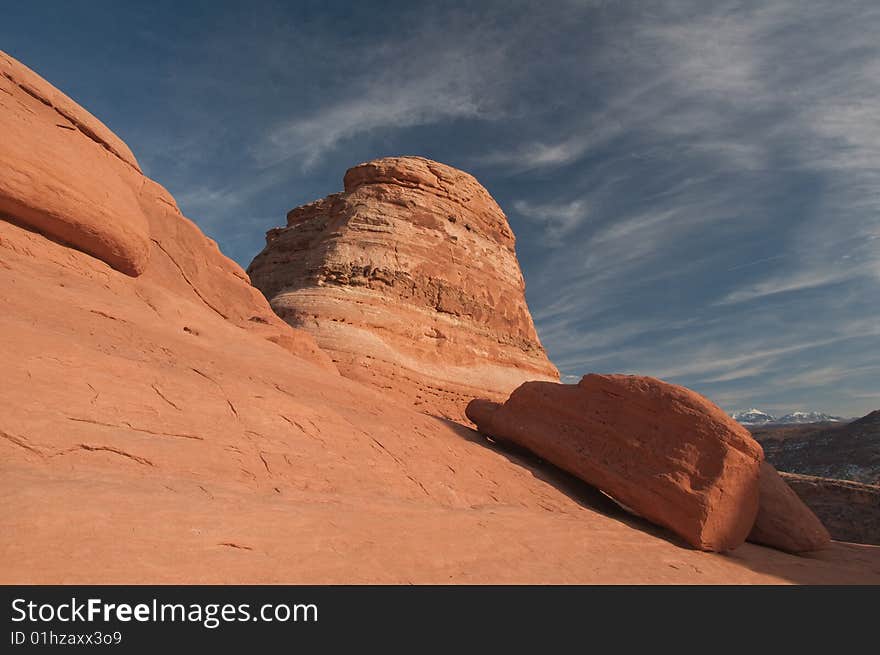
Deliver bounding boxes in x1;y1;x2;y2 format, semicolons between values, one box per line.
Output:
0;49;331;368
467;374;764;551
0;50;150;276
134;177;335;369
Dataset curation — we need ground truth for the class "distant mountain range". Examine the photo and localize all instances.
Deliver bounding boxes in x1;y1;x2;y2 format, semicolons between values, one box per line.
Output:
730;408;846;426
750;410;880;485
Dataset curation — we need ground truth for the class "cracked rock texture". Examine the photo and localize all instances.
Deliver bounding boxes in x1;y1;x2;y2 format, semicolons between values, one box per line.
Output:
2;51;880;584
248;156;559;420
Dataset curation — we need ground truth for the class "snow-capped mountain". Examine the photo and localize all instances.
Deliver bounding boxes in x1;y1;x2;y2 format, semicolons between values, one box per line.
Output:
730;408;845;425
775;411;844;425
730;409;776;425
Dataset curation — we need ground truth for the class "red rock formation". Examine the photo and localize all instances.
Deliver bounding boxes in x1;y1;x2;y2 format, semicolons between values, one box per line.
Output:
2;50;879;583
749;462;831;553
466;374;764;551
247;156;558;419
0;51;150;276
0;50;332;368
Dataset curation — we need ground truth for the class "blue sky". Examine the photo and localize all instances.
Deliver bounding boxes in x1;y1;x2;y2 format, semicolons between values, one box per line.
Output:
3;0;879;417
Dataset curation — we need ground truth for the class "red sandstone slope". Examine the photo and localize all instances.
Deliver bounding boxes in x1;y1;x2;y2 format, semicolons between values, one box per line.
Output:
780;473;880;546
1;50;878;584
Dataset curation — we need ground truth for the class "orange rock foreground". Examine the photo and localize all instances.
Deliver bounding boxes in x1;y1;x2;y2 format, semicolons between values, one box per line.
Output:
1;50;878;583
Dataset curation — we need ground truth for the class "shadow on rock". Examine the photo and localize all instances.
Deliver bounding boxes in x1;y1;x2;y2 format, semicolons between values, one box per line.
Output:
433;416;694;550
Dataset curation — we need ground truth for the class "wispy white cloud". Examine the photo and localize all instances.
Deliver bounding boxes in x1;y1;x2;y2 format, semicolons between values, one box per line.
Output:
477;138;593;171
770;363;880;390
538;316;702;366
652;1;880;306
259;74;493;169
506;1;880;417
254;21;513;169
638;336;851;382
715;269;855;305
513;199;590;246
78;0;880;416
472;76;673;172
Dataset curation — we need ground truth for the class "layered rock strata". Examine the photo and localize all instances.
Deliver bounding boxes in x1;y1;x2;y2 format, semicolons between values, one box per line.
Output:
248;156;559;419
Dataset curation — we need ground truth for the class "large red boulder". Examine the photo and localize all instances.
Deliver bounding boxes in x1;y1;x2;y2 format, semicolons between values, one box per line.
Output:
466;374;764;551
749;462;831;553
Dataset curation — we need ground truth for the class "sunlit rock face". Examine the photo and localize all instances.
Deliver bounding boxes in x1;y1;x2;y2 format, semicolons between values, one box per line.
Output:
248;156;559;419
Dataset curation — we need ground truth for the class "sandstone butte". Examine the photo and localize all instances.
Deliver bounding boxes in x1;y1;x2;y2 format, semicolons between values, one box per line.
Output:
2;49;880;583
247;156;559;420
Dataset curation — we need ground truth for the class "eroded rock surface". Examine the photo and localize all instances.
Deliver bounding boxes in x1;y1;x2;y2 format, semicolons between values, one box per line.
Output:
0;49;333;368
466;374;764;552
0;51;150;275
248;156;558;419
